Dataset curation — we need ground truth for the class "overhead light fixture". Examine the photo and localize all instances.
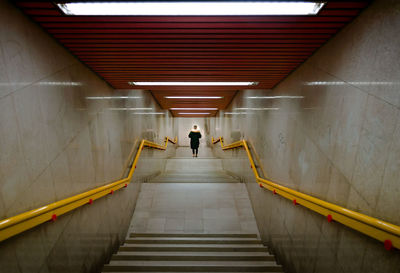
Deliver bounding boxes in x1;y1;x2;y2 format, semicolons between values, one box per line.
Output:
224;112;246;115
131;112;165;115
37;81;82;86
165;96;223;99
129;82;258;86
57;2;325;16
86;96;141;100
246;96;304;99
178;113;211;115
170;108;218;110
305;81;400;86
234;107;279;110
109;107;153;110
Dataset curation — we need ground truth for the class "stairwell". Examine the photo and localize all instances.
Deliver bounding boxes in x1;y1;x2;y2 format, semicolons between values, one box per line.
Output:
102;147;283;272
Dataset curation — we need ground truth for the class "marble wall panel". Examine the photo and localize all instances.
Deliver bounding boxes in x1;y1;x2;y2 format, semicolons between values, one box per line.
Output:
0;1;176;272
211;0;400;272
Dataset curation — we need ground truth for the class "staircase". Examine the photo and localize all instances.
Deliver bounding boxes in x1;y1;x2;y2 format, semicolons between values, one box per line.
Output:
101;146;283;272
102;233;283;272
149;158;237;183
148;151;238;183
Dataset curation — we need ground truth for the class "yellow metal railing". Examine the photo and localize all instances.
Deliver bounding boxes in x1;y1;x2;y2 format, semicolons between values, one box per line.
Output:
212;136;400;251
0;137;177;242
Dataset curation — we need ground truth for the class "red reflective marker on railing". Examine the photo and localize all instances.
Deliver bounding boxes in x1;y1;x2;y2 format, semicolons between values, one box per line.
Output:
110;190;114;195
88;199;93;205
385;240;393;251
293;199;297;205
273;189;277;195
327;214;333;222
51;214;57;222
124;184;128;188
259;184;263;188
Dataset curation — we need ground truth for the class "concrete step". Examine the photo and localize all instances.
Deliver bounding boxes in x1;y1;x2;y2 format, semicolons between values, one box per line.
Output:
127;237;261;241
112;253;275;261
164;159;224;172
148;173;238;183
152;173;234;176
114;251;272;256
108;261;278;266
119;245;269;252
130;233;258;238
170;157;218;159
103;233;282;272
103;263;283;272
125;239;262;244
147;177;240;183
151;172;235;176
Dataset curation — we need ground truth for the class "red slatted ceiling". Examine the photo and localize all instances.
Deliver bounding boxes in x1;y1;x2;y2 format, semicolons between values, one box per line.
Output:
15;0;370;117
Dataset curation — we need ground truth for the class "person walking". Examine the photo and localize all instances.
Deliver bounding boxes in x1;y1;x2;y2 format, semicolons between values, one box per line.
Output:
188;125;202;157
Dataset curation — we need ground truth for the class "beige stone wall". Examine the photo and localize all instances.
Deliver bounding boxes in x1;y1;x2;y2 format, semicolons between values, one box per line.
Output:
0;1;175;272
212;0;400;272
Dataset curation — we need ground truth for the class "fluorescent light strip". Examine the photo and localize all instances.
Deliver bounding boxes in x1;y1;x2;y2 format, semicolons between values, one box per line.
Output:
109;108;153;111
178;113;210;115
247;96;304;99
305;81;400;86
58;2;325;16
38;81;82;86
86;96;141;100
129;82;257;86
131;112;165;115
235;108;279;110
165;96;223;99
170;108;218;110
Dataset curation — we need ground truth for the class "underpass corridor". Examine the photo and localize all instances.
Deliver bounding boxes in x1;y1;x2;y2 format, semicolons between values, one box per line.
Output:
1;1;400;273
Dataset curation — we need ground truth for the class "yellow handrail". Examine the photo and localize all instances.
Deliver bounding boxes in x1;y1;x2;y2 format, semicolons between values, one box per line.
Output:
212;136;400;250
0;137;177;242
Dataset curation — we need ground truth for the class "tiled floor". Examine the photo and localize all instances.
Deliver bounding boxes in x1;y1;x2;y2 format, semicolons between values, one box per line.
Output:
129;183;259;234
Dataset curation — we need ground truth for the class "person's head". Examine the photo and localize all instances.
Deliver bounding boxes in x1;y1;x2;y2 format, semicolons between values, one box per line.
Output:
193;125;198;130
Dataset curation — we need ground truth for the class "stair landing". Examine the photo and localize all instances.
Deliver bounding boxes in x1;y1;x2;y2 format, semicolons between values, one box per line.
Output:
129;183;258;234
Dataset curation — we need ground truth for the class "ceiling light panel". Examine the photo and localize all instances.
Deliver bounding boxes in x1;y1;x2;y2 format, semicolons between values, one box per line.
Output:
170;108;218;110
165;96;223;99
246;96;304;99
58;2;326;16
178;113;211;115
129;82;258;86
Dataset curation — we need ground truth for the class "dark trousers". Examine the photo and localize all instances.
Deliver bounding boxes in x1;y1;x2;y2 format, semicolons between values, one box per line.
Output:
192;148;198;155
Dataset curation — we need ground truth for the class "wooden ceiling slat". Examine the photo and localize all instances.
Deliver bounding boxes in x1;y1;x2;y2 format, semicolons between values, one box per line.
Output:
74;52;311;56
90;66;300;69
54;34;333;39
32;16;354;23
59;38;327;44
65;43;323;48
47;28;340;34
69;48;318;52
324;2;370;9
40;22;347;29
80;57;306;61
83;62;304;66
318;10;361;16
93;68;298;72
23;9;62;16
